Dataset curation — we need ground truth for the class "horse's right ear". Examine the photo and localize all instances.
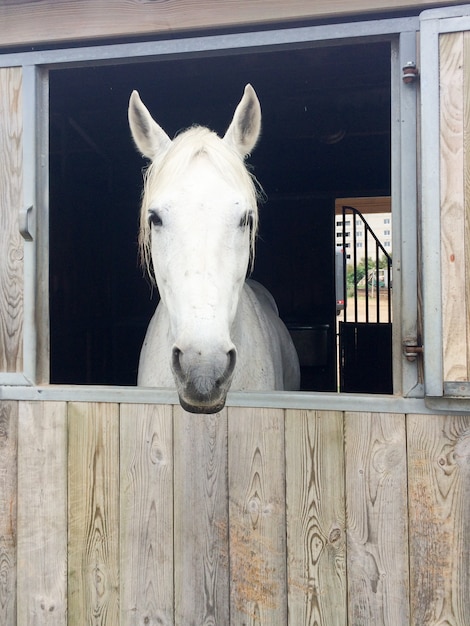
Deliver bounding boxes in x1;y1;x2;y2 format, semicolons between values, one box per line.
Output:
128;90;172;160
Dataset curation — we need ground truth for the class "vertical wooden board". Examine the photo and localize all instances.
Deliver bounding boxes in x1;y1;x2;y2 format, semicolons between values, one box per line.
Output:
0;67;23;373
173;406;229;626
345;412;409;625
285;410;346;625
228;407;287;625
439;32;468;382
120;403;173;626
17;401;67;624
68;402;120;626
464;32;470;373
408;414;470;626
0;401;17;625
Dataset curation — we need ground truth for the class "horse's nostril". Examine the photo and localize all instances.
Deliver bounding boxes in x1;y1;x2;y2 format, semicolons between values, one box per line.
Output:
216;348;237;386
172;346;183;376
227;348;237;373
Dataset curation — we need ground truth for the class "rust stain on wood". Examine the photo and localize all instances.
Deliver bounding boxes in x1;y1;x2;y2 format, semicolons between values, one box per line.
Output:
228;520;280;617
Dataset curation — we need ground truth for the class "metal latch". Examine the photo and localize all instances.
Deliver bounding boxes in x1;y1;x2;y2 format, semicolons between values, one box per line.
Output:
19;205;33;241
403;340;423;361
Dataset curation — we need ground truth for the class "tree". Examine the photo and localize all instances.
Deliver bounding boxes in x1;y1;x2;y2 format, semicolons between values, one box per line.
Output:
346;254;391;295
346;257;372;292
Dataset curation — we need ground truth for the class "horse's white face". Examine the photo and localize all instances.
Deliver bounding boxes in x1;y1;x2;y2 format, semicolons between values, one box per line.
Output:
129;85;261;413
146;157;253;412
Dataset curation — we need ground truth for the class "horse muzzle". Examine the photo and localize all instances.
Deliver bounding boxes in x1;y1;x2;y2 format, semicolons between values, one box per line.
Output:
171;345;237;414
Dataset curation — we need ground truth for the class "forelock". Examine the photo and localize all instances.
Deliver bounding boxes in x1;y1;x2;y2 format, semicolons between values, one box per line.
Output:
138;126;262;278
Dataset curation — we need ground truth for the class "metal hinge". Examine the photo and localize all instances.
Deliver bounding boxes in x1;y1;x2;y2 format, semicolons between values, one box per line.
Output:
402;61;419;83
403;340;424;361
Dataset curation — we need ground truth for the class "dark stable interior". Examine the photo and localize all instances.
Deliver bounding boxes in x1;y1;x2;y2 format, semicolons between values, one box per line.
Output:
49;41;391;390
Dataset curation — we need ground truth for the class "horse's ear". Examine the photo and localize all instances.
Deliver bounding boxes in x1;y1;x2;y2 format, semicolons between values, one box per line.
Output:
128;90;172;159
224;84;261;157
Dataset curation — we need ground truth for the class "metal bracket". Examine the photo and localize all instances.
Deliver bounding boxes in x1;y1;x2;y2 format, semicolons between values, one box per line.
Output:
402;61;419;83
403;340;424;361
19;205;33;241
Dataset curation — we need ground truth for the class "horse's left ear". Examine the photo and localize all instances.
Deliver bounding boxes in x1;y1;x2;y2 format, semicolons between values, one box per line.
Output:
224;84;261;157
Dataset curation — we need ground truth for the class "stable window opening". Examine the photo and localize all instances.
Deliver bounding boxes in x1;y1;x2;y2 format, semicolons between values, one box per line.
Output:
49;40;392;393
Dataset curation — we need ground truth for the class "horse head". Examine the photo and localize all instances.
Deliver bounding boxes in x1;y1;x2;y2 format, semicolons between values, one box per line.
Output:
129;85;261;413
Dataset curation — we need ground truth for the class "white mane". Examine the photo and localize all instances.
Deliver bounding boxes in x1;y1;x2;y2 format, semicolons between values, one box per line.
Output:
139;126;261;278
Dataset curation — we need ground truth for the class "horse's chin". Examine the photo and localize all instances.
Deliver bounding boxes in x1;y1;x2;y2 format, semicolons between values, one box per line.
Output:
179;396;225;415
178;394;227;415
176;379;230;414
171;346;236;414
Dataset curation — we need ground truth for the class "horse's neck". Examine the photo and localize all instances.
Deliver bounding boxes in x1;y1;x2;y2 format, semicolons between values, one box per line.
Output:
229;280;283;390
244;279;279;315
231;279;277;347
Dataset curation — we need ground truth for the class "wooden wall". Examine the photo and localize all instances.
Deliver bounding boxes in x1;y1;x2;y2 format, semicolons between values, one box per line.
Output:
2;400;470;625
0;0;461;49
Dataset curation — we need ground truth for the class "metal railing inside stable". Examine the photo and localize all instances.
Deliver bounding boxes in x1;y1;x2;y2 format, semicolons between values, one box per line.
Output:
338;205;393;394
340;205;392;324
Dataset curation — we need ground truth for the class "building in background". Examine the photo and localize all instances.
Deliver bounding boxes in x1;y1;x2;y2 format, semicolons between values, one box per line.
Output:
335;196;392;263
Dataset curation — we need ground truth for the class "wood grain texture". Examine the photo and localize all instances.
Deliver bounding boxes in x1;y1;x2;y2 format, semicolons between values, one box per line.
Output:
464;32;470;376
228;407;287;625
0;402;17;626
285;409;346;625
439;32;468;382
17;401;67;624
6;399;470;625
120;403;173;626
408;414;470;626
345;412;409;625
68;402;120;626
0;0;460;48
0;68;23;373
173;406;229;626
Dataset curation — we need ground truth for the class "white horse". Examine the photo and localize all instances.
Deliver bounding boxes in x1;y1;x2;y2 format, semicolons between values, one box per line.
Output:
129;84;300;413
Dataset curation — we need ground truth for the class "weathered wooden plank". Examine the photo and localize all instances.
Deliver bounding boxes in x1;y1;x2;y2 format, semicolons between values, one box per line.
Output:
345;412;409;625
0;401;17;626
0;68;23;373
464;32;470;375
120;403;174;626
68;402;120;626
285;409;346;625
408;414;470;626
439;32;468;382
0;0;459;48
228;407;287;625
173;406;229;626
17;401;67;624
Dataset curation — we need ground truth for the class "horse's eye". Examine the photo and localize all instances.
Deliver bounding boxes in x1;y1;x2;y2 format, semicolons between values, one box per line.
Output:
239;211;254;230
148;210;163;228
